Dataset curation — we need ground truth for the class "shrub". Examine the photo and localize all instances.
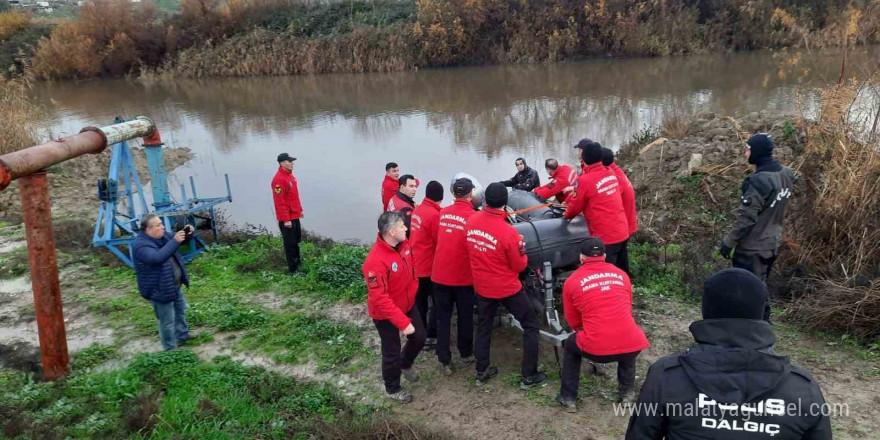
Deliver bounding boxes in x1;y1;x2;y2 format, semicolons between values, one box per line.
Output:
0;10;29;40
314;245;369;288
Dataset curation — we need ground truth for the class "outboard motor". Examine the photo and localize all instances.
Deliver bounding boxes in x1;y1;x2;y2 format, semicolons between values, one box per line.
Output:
505;189;587;348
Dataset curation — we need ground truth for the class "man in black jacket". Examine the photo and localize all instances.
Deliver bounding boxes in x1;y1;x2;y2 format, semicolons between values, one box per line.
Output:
502;157;540;191
625;268;831;440
720;133;796;321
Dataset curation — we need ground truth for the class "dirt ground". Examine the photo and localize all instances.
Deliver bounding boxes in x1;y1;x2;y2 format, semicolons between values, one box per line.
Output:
1;126;878;438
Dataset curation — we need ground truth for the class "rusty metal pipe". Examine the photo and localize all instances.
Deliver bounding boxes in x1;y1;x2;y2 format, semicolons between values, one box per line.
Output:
0;117;156;191
0;116;160;381
19;172;69;381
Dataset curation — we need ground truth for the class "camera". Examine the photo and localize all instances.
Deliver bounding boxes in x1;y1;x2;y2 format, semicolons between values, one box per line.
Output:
178;224;195;240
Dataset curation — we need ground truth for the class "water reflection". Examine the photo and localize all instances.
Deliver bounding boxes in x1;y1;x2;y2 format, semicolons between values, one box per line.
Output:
30;49;872;241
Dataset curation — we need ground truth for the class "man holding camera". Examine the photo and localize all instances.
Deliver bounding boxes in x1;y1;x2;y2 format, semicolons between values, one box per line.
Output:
133;214;197;351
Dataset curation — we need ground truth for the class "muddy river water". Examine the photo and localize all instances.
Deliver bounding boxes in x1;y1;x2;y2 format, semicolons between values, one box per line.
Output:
31;50;859;242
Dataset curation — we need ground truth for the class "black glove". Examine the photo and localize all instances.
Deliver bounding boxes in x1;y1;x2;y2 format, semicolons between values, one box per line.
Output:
719;243;733;259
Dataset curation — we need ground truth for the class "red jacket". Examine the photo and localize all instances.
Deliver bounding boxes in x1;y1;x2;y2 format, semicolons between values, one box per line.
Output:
562;257;649;355
410;198;442;278
535;164;577;203
610;163;638;235
431;199;476;286
382;175;398;211
563;162;629;245
465;207;528;298
387;191;415;212
271;167;303;222
363;235;418;330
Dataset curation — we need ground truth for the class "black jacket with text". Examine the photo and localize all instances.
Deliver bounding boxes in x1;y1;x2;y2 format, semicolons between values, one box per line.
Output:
723;160;796;253
626;319;831;440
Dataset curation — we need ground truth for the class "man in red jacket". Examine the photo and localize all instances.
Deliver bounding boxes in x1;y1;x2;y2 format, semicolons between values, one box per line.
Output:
410;181;444;349
431;178;478;375
382;162;400;211
466;182;545;388
534;159;577;204
557;237;649;412
602;147;637;275
271;153;304;274
563;141;630;271
362;211;425;404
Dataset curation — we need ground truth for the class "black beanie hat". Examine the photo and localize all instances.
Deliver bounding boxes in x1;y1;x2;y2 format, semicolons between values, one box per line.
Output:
601;148;615;167
579;237;605;257
702;268;767;320
426;181;444;202
582;141;603;165
747;133;774;165
573;138;593;149
484;182;508;208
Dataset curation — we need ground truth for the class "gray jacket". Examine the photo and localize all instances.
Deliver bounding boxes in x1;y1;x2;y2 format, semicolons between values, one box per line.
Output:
723;161;796;253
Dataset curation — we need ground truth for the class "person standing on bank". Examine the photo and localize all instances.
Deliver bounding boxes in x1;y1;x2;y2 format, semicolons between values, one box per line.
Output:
556;237;649;412
720;134;796;322
502;157;541;192
272;153;304;274
382;162;400;211
601;147;637;275
466;182;546;388
363;211;426;403
625;268;831;440
410;181;444;349
133;214;198;351
563;141;630;271
431;178;479;375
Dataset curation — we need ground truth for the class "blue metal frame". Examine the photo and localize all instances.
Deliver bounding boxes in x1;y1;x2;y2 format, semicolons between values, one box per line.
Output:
93;118;232;267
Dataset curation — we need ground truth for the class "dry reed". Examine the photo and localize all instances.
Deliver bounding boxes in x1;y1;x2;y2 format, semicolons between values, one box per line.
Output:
0;70;42;155
786;279;880;342
660;113;690;139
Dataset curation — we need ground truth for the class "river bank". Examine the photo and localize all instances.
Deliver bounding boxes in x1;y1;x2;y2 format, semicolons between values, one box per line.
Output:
2;0;879;80
0;107;877;438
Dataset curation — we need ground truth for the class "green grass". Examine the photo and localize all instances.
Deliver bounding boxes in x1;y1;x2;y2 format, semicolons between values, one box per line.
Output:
240;312;368;371
0;245;30;279
71;343;118;372
629;242;693;302
85;236;370;372
0;351;369;439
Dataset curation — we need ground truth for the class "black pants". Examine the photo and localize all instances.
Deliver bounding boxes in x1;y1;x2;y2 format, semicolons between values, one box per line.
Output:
415;278;437;339
374;307;426;394
605;239;630;275
474;289;540;377
560;333;639;399
434;283;475;365
278;219;301;273
732;249;777;322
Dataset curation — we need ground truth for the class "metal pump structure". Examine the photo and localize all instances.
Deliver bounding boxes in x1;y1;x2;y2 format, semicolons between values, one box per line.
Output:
92;117;231;267
0;117;230;380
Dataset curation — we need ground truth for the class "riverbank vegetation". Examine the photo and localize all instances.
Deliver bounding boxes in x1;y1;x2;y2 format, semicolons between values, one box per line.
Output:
620;42;880;343
2;0;879;79
0;72;42;155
